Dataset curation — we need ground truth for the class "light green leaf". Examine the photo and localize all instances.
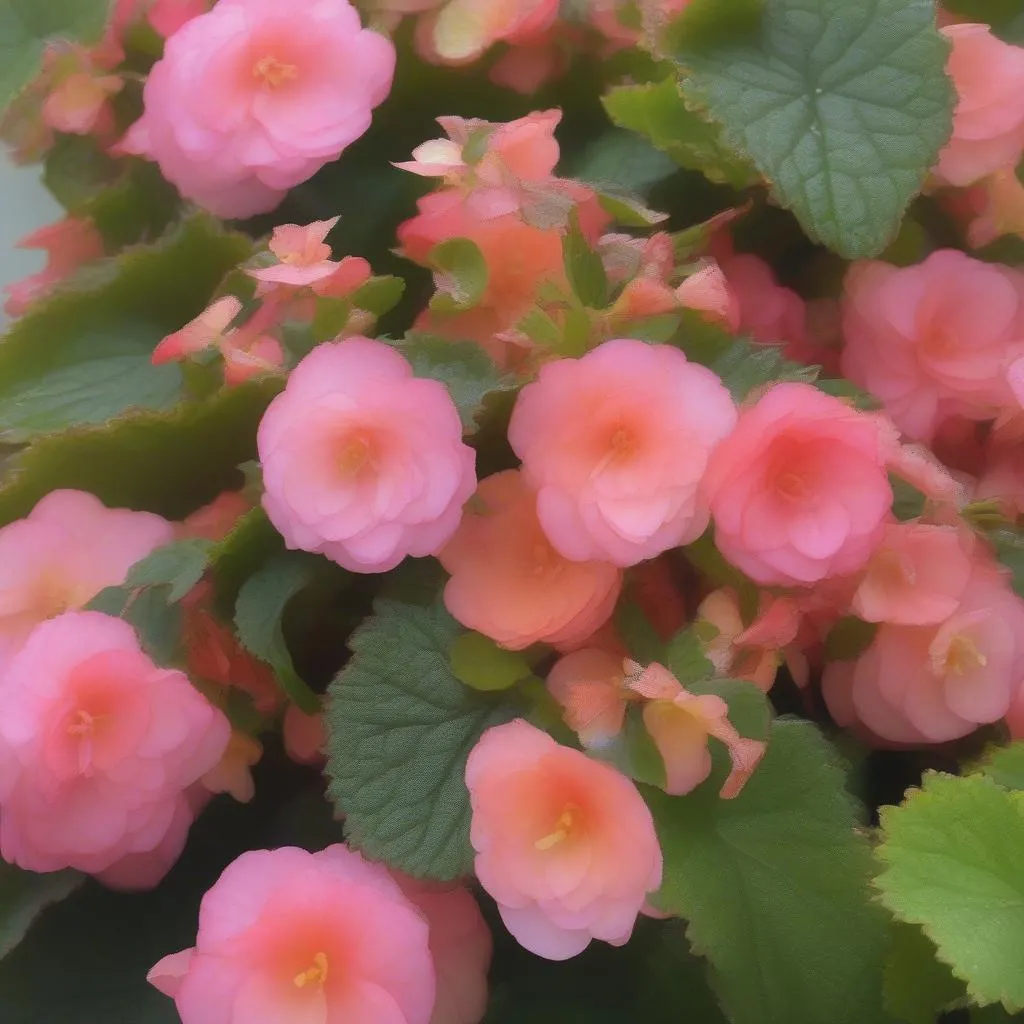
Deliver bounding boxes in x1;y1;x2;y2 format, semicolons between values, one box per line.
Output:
674;0;955;257
603;78;759;189
234;552;322;713
647;718;889;1024
396;335;512;432
126;539;214;604
450;632;533;692
324;596;521;880
429;238;489;311
664;627;715;686
972;743;1024;793
876;772;1024;1010
883;920;965;1024
0;0;111;114
0;864;82;959
351;275;405;317
563;211;609;309
667;0;763;47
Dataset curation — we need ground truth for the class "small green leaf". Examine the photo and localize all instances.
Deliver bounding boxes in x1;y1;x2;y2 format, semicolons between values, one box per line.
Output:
234;552;322;714
87;585;184;668
614;600;665;665
603;78;759;189
673;0;955;257
351;275;405;317
324;596;522;880
0;864;82;959
396;335;512;432
972;743;1024;793
450;632;533;692
706;337;819;402
877;772;1024;1010
562;211;609;309
689;677;772;742
883;920;966;1024
125;539;214;604
824;616;878;662
429;238;489;311
664;627;715;686
0;0;110;114
647;718;889;1024
311;298;352;343
988;528;1024;598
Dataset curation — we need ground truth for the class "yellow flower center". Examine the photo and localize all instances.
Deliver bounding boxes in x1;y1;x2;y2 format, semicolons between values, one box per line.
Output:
253;56;298;88
294;951;329;990
535;806;578;851
337;436;371;478
943;633;987;676
67;709;96;737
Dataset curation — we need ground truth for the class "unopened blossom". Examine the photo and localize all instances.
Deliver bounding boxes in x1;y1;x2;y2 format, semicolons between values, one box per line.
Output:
0;611;229;883
152;296;243;365
439;471;622;650
466;719;661;959
0;489;173;669
546;648;631;747
201;731;262;803
510;339;737;567
824;561;1024;744
259;338;476;573
627;662;765;798
122;0;396;217
149;845;437;1023
935;24;1024;187
43;70;122;135
3;217;103;317
704;383;892;586
283;704;327;766
842;251;1024;441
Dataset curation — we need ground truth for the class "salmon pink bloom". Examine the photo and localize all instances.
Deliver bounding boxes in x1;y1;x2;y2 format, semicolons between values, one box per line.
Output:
201;731;262;803
627;662;766;798
148;845;437;1024
509;340;737;567
851;523;974;626
823;561;1024;744
152;296;243;365
0;611;229;882
122;0;396;217
439;471;622;650
703;383;892;586
465;719;661;959
0;489;173;670
283;704;327;766
935;24;1024;187
675;261;740;329
546;648;631;748
259;338;476;573
842;251;1024;441
249;218;341;288
3;217;104;318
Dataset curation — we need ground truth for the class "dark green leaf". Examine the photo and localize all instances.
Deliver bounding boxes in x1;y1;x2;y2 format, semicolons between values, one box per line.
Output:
647;718;889;1024
0;864;82;959
563;210;609;309
824;616;878;662
234;552;322;713
673;0;955;257
568;127;679;198
883;920;966;1024
664;627;715;685
429;238;489;311
87;584;184;667
666;0;764;48
125;539;214;604
324;596;521;880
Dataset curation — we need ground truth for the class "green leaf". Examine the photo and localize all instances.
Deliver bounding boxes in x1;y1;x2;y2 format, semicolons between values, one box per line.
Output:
0;378;279;527
667;0;764;48
450;632;533;692
694;330;819;402
87;584;184;667
614;599;666;665
664;627;715;685
0;0;110;114
0;214;254;442
351;275;405;317
972;743;1024;793
0;864;82;959
563;210;609;309
824;616;879;662
429;238;489;311
877;772;1024;1011
234;552;322;714
603;78;759;189
125;539;214;604
208;506;283;616
647;718;889;1024
324;596;521;880
673;0;955;257
988;528;1024;598
883;921;966;1024
568;128;679;210
396;335;511;432
689;677;772;743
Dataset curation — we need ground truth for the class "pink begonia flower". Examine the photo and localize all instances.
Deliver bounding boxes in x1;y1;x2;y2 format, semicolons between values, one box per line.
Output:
201;731;262;803
418;0;558;64
934;24;1024;187
823;560;1024;745
259;338;476;573
43;71;122;135
149;845;438;1024
153;296;243;365
547;648;632;748
3;217;104;318
509;339;737;567
697;589;802;693
703;383;892;587
465;719;661;960
439;471;622;650
0;611;230;883
957;169;1024;249
248;217;343;289
627;662;766;799
0;489;173;670
675;261;741;329
221;332;286;386
148;0;214;36
851;522;974;626
392;874;493;1024
121;0;396;217
842;250;1024;442
283;704;327;766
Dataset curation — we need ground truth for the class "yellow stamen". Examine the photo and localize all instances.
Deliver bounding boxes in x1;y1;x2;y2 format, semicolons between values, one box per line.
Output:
944;634;987;676
337;437;370;477
535;808;576;851
293;951;329;990
67;709;95;736
253;56;298;88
